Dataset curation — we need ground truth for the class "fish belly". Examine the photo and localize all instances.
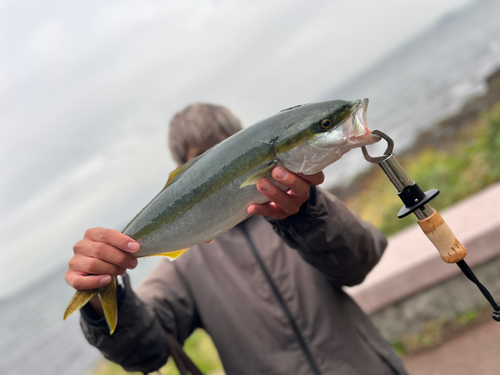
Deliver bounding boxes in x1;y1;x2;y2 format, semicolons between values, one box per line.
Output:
137;183;266;256
128;157;276;257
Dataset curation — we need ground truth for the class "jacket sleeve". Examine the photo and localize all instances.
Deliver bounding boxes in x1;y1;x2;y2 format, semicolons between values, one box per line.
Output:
80;259;200;374
266;186;387;287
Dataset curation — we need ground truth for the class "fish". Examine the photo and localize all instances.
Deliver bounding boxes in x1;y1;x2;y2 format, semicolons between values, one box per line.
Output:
64;98;379;333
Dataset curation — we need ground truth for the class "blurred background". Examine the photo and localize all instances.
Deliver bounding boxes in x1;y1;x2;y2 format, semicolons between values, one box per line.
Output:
1;0;500;374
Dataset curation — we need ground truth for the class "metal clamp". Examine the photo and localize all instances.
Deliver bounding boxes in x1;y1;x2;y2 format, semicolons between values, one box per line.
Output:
361;129;499;322
361;130;436;219
361;130;394;163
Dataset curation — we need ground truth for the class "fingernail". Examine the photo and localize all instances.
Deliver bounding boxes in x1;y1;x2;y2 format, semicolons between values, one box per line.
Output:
100;275;111;285
248;206;258;215
127;242;140;252
261;180;271;192
129;258;138;268
275;168;288;180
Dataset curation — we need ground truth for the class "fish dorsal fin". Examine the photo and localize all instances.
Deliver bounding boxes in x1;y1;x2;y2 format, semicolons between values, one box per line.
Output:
165;158;198;189
122;159;198;233
240;162;277;188
138;248;188;259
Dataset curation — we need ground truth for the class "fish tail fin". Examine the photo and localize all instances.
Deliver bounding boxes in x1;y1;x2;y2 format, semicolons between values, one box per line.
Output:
99;278;118;334
63;277;118;334
63;289;98;320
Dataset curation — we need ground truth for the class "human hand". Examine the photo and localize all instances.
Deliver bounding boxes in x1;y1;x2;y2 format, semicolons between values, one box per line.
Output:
65;228;141;291
247;167;324;220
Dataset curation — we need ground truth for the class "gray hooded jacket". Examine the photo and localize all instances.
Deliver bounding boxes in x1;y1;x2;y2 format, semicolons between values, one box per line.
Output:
80;187;408;375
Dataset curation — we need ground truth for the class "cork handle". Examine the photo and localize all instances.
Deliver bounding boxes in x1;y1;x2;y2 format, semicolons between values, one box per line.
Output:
417;210;467;263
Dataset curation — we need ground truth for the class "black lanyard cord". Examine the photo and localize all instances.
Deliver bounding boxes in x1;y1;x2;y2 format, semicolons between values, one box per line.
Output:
456;260;500;322
241;225;323;375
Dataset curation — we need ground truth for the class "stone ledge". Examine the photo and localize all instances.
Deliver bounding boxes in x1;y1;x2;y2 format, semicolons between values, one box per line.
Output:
369;256;500;342
346;182;500;315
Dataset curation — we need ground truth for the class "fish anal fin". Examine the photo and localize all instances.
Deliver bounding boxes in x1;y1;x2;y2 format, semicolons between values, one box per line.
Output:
240;162;277;188
138;248;188;259
63;288;98;321
99;278;118;334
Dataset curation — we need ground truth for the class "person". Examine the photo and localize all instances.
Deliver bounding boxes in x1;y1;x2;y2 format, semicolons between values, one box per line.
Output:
66;103;408;374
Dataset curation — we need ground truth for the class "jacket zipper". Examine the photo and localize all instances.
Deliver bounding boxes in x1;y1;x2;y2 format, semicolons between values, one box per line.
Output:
241;227;322;375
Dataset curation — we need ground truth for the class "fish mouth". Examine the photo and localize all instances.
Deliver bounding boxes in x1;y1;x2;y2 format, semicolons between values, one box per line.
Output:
342;98;380;146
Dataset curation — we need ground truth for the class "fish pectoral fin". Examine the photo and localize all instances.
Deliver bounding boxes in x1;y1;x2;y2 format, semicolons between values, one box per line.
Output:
138;248;188;259
63;278;118;335
240;162;277;188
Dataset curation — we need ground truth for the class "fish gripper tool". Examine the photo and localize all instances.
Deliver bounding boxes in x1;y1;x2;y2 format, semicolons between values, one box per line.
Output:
362;130;500;322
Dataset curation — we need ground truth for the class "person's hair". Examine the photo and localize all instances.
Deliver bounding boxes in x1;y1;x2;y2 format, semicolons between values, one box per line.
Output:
168;103;243;165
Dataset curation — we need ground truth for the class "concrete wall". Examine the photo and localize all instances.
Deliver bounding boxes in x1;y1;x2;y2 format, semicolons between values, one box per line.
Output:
370;255;500;342
346;183;500;342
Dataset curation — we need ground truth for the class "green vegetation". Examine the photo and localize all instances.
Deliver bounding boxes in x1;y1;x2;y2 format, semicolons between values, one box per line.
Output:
391;307;481;356
345;103;500;236
88;103;500;374
87;329;223;375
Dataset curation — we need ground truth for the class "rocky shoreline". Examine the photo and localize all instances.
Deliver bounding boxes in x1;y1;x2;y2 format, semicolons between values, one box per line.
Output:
330;67;500;202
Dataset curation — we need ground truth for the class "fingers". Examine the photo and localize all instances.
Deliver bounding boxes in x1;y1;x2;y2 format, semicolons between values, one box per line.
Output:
298;171;325;186
248;178;300;219
66;227;140;291
74;239;138;270
248;201;290;220
256;178;303;215
65;270;112;290
69;253;127;277
85;227;140;253
271;168;317;197
248;167;322;220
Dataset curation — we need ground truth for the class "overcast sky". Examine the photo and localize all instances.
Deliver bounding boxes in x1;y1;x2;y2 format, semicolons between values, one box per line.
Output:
0;0;471;297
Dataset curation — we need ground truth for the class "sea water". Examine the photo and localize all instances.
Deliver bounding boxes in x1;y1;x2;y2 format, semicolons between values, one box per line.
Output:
321;0;500;187
2;0;500;374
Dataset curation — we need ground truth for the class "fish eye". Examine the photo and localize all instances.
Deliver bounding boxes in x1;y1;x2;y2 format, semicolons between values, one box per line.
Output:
320;118;332;130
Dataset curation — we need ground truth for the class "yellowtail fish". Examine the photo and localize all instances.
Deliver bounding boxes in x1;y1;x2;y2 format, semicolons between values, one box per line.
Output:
64;98;379;333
